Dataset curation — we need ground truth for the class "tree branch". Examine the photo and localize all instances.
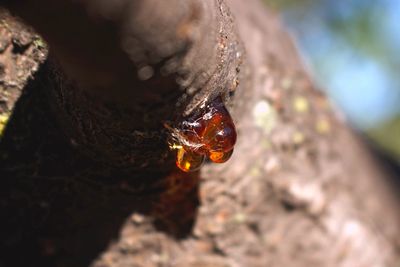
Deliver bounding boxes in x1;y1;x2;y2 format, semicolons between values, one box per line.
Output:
4;0;243;171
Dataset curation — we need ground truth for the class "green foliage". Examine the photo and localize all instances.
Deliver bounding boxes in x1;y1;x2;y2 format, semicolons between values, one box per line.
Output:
368;117;400;159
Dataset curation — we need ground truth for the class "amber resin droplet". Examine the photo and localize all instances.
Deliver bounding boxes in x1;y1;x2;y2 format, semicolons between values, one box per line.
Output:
180;119;208;154
176;147;205;172
203;98;236;153
171;96;237;172
208;149;234;163
203;119;236;152
180;97;236;151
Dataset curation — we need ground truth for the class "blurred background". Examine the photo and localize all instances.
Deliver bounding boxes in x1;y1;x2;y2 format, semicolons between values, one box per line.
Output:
265;0;400;160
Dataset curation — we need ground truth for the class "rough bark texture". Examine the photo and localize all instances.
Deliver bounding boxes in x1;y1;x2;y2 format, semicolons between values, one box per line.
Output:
0;1;400;267
3;0;243;172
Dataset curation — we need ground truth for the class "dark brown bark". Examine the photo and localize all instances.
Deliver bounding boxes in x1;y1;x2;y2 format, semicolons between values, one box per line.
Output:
3;0;243;171
0;1;400;267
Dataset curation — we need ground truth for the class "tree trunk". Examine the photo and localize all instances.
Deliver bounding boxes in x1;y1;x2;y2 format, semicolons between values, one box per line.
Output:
0;0;400;267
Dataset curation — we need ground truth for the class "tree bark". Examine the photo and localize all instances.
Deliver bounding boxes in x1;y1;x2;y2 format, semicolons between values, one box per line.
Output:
3;0;243;171
0;0;400;267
